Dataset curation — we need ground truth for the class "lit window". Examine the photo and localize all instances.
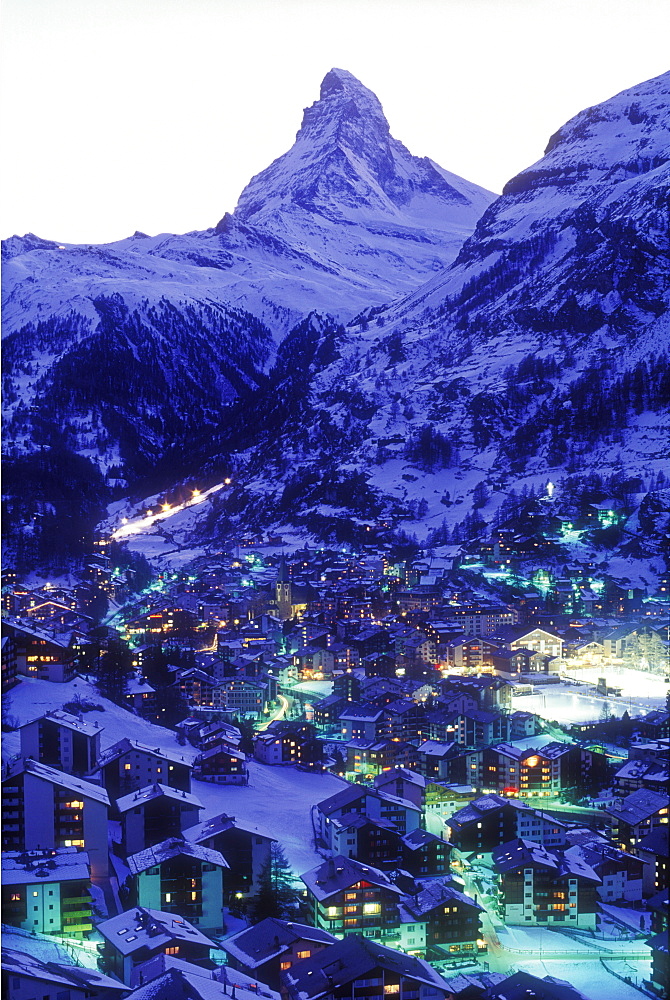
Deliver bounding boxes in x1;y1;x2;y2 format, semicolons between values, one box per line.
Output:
297;950;311;959
363;902;380;915
280;962;291;971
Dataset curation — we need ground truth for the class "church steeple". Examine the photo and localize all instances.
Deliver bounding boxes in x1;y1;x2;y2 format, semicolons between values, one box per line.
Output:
275;555;292;617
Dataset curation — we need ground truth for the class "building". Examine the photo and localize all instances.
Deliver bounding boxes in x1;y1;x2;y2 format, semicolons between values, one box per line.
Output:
193;745;248;784
2;758;110;878
222;917;337;989
2;618;78;682
281;934;451;1000
563;837;645;903
184;812;274;902
126;836;228;931
492;840;600;928
97;738;193;800
398;879;484;959
1;948;127;1000
607;789;670;850
19;710;102;776
2;847;93;938
301;855;404;941
117;783;203;856
97;906;215;985
446;795;568;864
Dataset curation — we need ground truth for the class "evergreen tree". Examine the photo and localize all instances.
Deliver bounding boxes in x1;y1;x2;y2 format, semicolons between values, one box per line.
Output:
96;639;133;706
251;842;301;921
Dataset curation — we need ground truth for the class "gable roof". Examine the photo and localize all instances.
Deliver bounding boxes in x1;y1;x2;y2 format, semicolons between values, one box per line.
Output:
97;907;215;956
301;855;403;901
222;917;336;968
6;758;110;805
127;836;228;875
116;782;202;814
283;934;448;1000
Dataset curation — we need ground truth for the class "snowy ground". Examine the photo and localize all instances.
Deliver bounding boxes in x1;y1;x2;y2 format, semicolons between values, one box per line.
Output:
2;676;199;765
192;761;347;876
3;676;345;878
515;958;652;1000
512;671;667;724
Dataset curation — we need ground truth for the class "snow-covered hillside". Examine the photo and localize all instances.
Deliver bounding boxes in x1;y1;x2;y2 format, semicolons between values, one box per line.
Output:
216;71;670;550
1;68;494;505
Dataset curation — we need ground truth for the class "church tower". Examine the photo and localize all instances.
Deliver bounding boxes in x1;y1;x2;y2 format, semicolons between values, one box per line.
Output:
275;555;292;618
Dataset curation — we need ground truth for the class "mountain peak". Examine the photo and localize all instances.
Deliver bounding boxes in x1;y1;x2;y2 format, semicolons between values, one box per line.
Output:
233;69;493;229
319;68;367;99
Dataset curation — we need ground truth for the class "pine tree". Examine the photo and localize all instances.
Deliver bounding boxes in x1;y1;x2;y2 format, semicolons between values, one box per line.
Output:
251;842;301;921
96;639;133;706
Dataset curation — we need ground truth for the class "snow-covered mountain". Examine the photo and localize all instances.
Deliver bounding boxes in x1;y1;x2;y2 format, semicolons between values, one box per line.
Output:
2;69;493;489
2;71;492;338
4;69;669;580
202;72;670;565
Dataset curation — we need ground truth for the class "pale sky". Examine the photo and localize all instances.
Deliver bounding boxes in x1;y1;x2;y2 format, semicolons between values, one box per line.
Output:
2;0;669;244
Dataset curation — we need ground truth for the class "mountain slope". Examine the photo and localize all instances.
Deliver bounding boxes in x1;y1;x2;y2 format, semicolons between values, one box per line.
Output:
1;69;494;480
206;72;670;566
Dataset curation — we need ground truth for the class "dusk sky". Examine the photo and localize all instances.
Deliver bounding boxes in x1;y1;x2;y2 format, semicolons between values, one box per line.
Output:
3;0;669;244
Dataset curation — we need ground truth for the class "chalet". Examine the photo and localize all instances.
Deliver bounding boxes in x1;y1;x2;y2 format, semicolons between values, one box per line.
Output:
328;814;403;868
446;795;568;864
222;917;336;989
126;837;228;931
492;839;600;929
400;829;452;878
117;783;203;856
301;855;403;941
563;836;645;903
344;738;415;776
383;698;427;742
444;636;498;672
2;847;93;938
373;768;426;809
480;742;608;798
281;934;451;1000
607;789;670;851
456;709;509;747
193;745;248;784
97;906;215;985
398;879;483;959
316;786;421;852
2;617;78;682
339;703;386;740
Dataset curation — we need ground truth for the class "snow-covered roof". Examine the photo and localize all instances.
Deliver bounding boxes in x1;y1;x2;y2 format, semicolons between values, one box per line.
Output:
3;847;91;884
7;758;110;805
222;917;336;967
97;907;215;955
1;947;127;993
301;855;403;900
116;782;202;813
27;709;102;737
127;836;228;875
283;934;448;1000
97;736;193;769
